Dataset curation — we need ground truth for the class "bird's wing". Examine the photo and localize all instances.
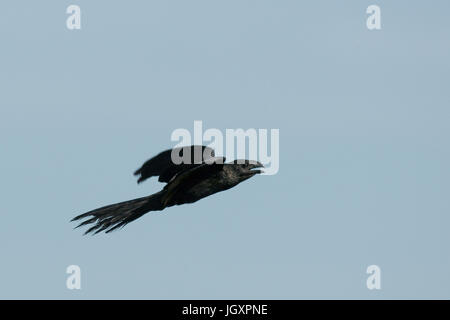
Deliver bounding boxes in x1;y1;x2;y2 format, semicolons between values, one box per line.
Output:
161;158;225;207
134;145;215;183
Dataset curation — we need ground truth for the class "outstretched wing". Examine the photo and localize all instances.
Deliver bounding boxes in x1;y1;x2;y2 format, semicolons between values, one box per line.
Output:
160;157;226;207
134;145;215;183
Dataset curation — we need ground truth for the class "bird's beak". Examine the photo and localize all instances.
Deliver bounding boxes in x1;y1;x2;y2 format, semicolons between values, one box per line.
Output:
248;161;264;174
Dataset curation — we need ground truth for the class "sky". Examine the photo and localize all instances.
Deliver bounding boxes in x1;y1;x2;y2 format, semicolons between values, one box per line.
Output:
1;0;450;299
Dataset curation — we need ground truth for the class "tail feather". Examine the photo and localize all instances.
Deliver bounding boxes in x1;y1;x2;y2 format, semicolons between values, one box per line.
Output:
72;191;165;235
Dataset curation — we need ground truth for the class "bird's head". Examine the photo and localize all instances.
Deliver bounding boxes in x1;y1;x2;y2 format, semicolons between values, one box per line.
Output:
231;160;264;181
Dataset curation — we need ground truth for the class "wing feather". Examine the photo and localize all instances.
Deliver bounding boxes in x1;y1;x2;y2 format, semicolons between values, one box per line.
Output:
161;157;225;206
134;145;215;183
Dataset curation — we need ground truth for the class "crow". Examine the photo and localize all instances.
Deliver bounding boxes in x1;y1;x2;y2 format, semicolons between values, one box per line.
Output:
71;145;263;234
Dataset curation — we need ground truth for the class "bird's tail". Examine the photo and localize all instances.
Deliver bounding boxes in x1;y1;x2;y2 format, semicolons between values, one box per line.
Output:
71;191;165;235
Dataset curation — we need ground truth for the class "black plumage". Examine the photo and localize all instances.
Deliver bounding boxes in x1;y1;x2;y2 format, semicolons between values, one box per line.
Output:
72;145;263;234
133;145;215;183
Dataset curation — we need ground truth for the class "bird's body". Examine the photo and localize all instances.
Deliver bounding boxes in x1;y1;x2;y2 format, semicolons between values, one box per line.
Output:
72;145;263;234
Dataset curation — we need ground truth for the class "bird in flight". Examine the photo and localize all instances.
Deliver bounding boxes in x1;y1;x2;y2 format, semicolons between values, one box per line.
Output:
72;145;263;234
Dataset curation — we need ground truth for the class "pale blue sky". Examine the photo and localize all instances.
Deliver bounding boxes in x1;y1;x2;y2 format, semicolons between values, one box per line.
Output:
1;1;450;299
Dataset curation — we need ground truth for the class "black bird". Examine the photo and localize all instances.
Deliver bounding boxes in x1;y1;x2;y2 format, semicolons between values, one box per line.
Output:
72;145;263;234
